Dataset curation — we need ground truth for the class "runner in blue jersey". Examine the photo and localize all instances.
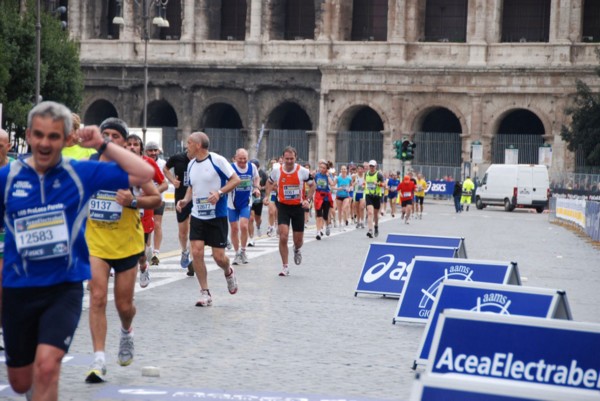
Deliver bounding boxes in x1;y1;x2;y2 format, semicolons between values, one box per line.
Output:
0;101;154;401
228;148;260;265
386;171;400;218
314;160;334;240
335;165;352;231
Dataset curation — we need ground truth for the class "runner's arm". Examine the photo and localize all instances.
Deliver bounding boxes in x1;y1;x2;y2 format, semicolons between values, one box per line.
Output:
78;126;153;186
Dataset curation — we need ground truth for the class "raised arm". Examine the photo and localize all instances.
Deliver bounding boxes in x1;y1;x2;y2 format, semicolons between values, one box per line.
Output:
78;126;153;186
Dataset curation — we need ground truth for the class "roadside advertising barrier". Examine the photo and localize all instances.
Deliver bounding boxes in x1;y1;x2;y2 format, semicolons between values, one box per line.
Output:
425;180;455;197
393;256;520;324
555;198;586;229
354;243;457;297
585;201;600;241
409;373;599;401
427;310;600;392
386;234;467;259
414;281;571;368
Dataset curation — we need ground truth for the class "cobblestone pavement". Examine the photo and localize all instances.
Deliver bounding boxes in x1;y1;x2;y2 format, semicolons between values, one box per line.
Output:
1;201;599;400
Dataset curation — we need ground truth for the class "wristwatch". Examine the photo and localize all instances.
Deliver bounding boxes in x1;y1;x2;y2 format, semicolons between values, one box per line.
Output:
218;190;224;198
130;198;138;208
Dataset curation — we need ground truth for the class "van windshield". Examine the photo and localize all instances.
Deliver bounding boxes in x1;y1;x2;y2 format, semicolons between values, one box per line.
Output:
481;173;488;185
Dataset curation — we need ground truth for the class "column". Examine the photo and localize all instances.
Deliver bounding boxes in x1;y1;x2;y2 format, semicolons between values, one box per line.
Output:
179;0;195;40
317;92;328;162
388;0;407;63
246;89;260;159
245;0;263;60
550;0;572;65
468;0;487;65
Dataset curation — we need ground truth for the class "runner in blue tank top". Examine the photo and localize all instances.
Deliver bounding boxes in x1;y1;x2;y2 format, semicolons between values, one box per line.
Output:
335;165;352;231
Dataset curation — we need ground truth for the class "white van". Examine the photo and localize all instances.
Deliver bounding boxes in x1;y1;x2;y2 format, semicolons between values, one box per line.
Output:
475;164;550;213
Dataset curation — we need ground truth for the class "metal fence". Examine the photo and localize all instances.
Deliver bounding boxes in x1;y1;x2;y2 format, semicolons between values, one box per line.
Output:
204;128;246;159
413;131;462;167
550;172;600;193
408;164;462;181
266;129;309;162
336;131;383;165
492;133;544;164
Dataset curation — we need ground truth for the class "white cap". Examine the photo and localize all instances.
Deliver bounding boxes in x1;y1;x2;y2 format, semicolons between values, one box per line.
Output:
368;160;377;166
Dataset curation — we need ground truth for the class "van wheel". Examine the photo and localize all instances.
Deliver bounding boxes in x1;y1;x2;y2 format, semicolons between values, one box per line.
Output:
535;206;544;213
475;197;485;210
504;198;514;212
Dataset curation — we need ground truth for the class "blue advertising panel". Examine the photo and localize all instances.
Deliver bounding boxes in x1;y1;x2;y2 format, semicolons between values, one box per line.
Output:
354;243;457;297
425;180;455;197
394;257;519;324
410;374;599;401
428;310;600;392
386;234;467;259
414;281;572;367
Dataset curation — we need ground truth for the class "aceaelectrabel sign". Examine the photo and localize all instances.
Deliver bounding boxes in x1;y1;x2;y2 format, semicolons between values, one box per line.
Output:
354;243;457;297
386;234;467;259
409;374;599;401
427;310;600;392
393;256;520;324
414;281;572;368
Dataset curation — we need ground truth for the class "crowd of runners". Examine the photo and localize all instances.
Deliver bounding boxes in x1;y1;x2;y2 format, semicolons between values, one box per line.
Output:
0;101;434;401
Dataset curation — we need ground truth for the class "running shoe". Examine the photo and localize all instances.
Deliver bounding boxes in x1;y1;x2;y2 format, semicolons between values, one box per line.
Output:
117;329;134;366
226;240;232;250
248;237;255;247
266;226;274;237
316;234;321;240
374;226;379;238
225;267;238;294
256;227;262;237
241;250;248;264
356;222;360;229
279;266;290;277
326;226;331;236
367;230;373;238
139;265;150;288
195;289;213;306
293;248;302;265
150;254;160;266
187;262;195;277
405;219;410;225
180;250;190;268
85;359;107;383
232;252;243;266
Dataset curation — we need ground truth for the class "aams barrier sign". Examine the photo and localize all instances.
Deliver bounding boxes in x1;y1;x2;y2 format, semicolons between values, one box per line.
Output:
354;243;457;297
428;310;600;391
386;233;467;259
414;281;572;368
393;256;520;324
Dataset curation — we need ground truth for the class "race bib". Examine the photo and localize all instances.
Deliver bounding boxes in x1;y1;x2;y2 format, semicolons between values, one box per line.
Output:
283;185;301;200
14;211;70;260
389;186;397;192
237;178;252;192
367;183;377;191
195;197;216;217
403;191;412;197
89;190;123;222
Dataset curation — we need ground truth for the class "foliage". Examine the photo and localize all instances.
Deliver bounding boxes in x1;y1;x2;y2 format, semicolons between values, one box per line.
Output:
560;49;600;167
0;0;83;140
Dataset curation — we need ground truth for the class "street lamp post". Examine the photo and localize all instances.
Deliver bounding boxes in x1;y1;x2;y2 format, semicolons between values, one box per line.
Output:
113;0;169;143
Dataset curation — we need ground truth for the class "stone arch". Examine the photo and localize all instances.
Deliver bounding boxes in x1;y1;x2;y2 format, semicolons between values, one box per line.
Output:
329;100;390;133
266;101;312;130
490;107;548;164
200;102;244;129
264;100;313;162
407;102;468;135
334;104;385;165
409;105;464;167
144;99;178;127
83;99;119;125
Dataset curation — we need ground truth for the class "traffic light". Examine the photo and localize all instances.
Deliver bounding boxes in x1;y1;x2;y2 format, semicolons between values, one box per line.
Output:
393;140;403;159
405;141;415;160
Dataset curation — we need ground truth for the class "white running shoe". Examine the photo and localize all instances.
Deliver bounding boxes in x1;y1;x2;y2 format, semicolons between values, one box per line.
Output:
279;266;290;277
85;359;107;383
225;267;238;294
241;250;248;264
139;265;150;288
293;248;302;265
117;329;134;366
232;252;243;265
195;289;213;306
